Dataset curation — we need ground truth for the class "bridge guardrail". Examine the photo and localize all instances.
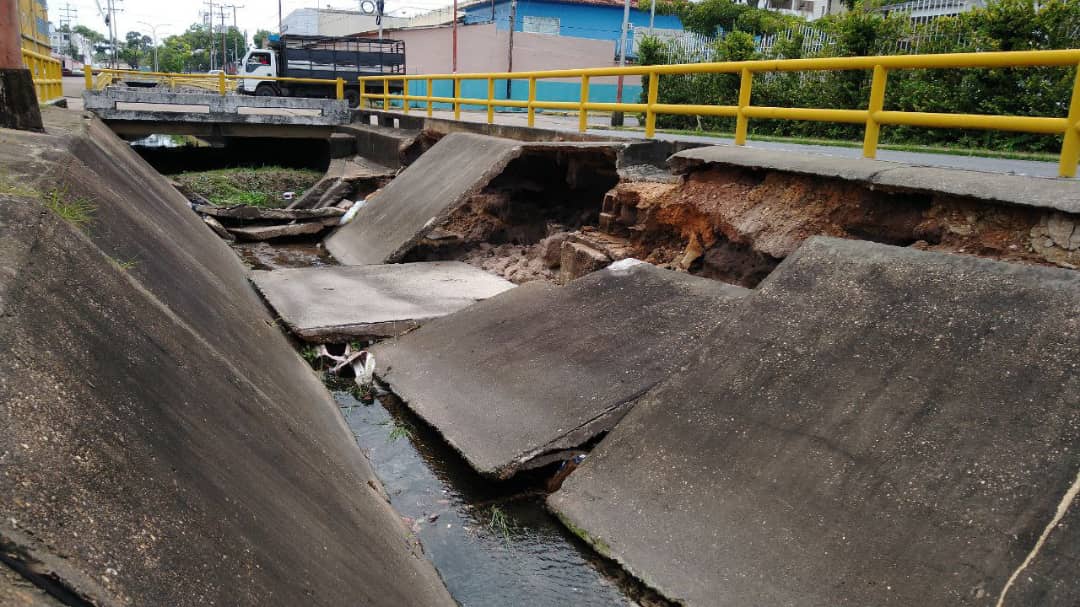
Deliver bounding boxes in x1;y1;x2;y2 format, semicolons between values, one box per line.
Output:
358;49;1080;178
22;49;63;103
85;69;346;100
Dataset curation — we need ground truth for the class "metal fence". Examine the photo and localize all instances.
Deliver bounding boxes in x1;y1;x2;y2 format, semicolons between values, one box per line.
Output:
359;49;1080;178
21;48;63;103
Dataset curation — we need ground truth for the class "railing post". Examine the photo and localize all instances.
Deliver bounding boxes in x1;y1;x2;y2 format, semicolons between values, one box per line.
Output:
734;67;753;146
426;77;433;117
863;65;889;159
578;75;590;133
1058;62;1080;179
382;78;390;110
487;77;495;124
403;79;410;114
84;66;93;92
454;77;461;121
336;77;344;101
359;78;367;108
527;77;536;128
217;70;226;96
645;71;660;139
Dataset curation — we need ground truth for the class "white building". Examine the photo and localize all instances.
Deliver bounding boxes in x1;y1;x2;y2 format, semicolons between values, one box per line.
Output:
49;25;94;64
281;8;410;36
881;0;987;25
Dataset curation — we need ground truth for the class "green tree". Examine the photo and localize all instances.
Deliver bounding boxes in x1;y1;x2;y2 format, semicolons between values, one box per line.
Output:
253;29;272;49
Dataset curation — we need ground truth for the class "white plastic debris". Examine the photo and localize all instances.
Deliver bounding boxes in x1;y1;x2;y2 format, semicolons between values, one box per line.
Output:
340;199;367;225
606;258;646;273
282;191;296;201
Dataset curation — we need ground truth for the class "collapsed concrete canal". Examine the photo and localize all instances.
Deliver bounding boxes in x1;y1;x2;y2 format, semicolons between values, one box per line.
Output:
2;106;1079;606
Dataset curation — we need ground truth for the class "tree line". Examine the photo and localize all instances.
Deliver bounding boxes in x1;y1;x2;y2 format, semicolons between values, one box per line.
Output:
61;23;274;73
639;0;1080;154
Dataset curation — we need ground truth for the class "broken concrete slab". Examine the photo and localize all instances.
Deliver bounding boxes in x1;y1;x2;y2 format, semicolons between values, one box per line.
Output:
227;217;340;240
288;155;396;209
0;108;454;606
193;203;345;220
670;144;1080;214
325;132;623;265
202;214;234;240
372;262;749;478
549;237;1080;607
251;261;515;342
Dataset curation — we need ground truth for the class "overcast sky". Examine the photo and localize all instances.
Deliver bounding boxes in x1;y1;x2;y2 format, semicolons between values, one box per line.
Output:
56;0;454;43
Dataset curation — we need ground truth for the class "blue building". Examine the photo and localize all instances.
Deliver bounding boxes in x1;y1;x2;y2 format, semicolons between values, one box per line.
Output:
463;0;684;60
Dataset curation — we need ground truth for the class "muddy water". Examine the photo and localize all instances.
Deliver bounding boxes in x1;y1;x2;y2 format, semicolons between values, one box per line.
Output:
336;391;635;607
232;241;337;271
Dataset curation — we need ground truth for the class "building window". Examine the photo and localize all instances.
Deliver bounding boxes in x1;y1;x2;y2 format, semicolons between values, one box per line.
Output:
522;16;560;35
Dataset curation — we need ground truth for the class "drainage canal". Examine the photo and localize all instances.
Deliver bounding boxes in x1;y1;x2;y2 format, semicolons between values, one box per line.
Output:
334;388;667;607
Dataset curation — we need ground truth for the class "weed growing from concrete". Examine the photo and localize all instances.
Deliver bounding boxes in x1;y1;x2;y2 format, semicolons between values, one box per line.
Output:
487;506;515;546
0;175;37;198
108;257;139;271
387;420;413;442
44;188;96;229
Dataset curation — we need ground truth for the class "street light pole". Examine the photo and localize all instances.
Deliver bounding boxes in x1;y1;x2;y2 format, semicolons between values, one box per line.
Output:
138;21;170;72
612;0;630;126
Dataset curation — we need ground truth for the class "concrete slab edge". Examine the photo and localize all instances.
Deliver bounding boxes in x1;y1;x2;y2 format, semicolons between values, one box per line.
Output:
669;146;1080;215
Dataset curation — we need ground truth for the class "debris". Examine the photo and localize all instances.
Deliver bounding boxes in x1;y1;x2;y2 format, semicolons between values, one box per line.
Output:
282;191;296;201
202;215;234;241
316;343;376;401
340;199;367;225
226;217;341;241
192;204;345;221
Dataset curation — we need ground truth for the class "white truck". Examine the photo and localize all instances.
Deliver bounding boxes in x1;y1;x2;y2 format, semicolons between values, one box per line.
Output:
239;34;406;108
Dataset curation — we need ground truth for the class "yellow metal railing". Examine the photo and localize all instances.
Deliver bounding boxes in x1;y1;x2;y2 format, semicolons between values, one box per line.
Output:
359;49;1080;178
85;69;347;100
21;48;63;103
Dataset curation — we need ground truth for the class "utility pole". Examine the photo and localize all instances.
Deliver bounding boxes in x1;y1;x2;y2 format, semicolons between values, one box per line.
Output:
105;0;123;69
203;0;214;70
218;6;228;69
612;0;630;126
0;0;44;130
649;0;655;33
505;0;516;98
222;5;243;64
59;3;78;28
451;0;457;72
277;0;282;34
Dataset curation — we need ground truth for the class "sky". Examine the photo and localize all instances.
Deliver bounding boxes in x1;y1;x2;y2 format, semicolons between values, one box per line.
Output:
55;0;455;43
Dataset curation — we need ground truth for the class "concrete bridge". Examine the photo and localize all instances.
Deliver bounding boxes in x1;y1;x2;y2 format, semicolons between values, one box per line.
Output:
82;87;350;139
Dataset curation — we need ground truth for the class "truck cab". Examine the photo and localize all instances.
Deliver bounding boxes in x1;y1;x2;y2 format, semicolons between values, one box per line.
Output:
239;49;277;97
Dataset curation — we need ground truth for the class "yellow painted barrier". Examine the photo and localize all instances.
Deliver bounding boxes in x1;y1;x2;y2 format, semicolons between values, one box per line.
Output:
21;48;63;103
85;69;345;99
359;49;1080;178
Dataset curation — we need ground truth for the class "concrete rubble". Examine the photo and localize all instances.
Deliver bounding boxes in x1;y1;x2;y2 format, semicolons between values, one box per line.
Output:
0;108;455;606
189;202;346;241
549;237;1080;607
288;155;396;210
325;132;622;266
372;262;749;478
251;261;515;342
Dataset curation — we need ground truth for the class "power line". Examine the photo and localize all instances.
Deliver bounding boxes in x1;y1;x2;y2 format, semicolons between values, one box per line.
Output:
58;3;78;28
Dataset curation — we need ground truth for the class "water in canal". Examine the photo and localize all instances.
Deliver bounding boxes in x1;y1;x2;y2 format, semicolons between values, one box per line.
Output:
335;390;640;607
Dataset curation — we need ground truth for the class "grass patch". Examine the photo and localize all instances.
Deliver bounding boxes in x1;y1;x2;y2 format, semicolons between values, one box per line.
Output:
387;420;414;442
44;188;96;229
487;505;515;545
173;166;322;208
0;175;37;198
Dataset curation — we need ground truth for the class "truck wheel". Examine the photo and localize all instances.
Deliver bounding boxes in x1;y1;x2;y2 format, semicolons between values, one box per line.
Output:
255;83;277;97
343;89;361;109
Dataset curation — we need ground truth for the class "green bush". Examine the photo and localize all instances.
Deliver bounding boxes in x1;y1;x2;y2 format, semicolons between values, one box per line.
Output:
645;0;1079;154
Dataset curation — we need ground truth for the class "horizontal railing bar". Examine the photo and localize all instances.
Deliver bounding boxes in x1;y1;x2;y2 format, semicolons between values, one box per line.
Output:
873;111;1069;134
357;49;1080;83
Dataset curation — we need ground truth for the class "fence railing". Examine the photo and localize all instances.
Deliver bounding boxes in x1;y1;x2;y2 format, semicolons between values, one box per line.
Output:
359;49;1080;178
21;48;63;103
84;69;347;100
